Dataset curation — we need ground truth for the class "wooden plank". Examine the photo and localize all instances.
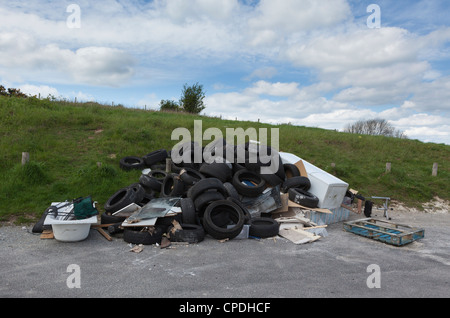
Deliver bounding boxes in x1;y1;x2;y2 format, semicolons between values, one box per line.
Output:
40;230;54;239
96;228;112;241
288;200;332;214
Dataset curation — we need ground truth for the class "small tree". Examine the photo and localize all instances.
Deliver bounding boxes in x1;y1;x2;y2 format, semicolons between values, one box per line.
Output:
344;118;407;139
159;99;180;112
179;82;206;114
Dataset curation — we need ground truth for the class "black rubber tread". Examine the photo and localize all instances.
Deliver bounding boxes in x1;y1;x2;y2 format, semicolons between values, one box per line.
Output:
107;222;124;235
232;162;246;175
202;200;245;240
193;191;225;215
128;183;146;204
260;172;284;187
101;211;126;224
31;207;53;233
123;226;164;245
176;149;202;170
199;162;232;183
155;214;182;232
364;200;373;217
119;156;145;171
168;224;205;244
139;174;163;192
187;178;227;201
281;176;311;193
170;162;183;173
161;173;185;197
138;192;154;207
180;197;197;224
143;149;168;167
226;197;251;224
148;169;168;181
223;182;240;200
283;163;300;178
232;169;266;197
104;187;137;213
249;217;280;238
149;164;166;171
179;168;205;186
288;188;319;208
274;155;286;181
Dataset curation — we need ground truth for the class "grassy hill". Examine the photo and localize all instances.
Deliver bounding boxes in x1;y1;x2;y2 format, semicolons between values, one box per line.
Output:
1;96;449;224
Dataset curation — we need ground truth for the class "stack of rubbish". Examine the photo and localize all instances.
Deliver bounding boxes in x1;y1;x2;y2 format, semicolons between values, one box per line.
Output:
99;139;351;246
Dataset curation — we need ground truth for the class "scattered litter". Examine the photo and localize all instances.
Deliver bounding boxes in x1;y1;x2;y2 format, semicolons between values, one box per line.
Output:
130;244;144;253
278;228;321;245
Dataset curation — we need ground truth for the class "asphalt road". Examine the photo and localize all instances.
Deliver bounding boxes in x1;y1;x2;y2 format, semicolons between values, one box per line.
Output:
1;209;449;301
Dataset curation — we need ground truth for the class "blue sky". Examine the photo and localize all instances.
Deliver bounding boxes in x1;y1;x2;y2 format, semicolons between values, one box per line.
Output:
1;0;449;144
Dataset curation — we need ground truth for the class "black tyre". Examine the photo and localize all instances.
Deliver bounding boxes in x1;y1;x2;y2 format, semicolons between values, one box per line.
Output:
288;188;319;208
281;176;311;193
148;169;167;181
223;182;240;200
168;224;205;244
161;173;185;197
104;187;137;213
180;197;197;224
202;200;245;240
274;155;286;181
232;169;266;197
187;178;227;201
179;168;205;186
123;227;163;245
199;162;232;183
155;214;182;233
138;191;154;207
284;163;300;178
143;149;168;167
120;156;145;171
194;191;225;215
139;174;163;192
260;173;284;187
249;217;280;238
101;211;126;224
226;197;251;224
32;207;53;233
107;222;124;235
128;183;146;204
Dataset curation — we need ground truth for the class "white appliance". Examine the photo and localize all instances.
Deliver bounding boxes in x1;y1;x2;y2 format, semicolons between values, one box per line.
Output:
279;152;349;209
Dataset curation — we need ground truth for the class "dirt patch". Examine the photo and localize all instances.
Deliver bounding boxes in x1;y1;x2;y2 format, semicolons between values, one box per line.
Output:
390;197;450;215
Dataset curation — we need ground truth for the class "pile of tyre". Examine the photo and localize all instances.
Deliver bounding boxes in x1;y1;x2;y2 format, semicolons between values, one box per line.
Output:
101;141;319;246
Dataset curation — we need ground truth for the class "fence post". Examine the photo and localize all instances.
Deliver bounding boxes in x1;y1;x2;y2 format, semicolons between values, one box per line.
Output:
386;162;391;173
22;152;30;165
432;163;438;176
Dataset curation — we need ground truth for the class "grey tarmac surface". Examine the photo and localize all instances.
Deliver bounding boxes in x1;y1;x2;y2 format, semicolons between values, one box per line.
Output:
0;209;449;299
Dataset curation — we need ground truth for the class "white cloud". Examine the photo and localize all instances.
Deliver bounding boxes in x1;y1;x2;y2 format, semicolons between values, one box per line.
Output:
244;81;300;97
285;27;420;73
247;0;351;46
0;32;135;87
17;84;59;98
408;76;450;112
